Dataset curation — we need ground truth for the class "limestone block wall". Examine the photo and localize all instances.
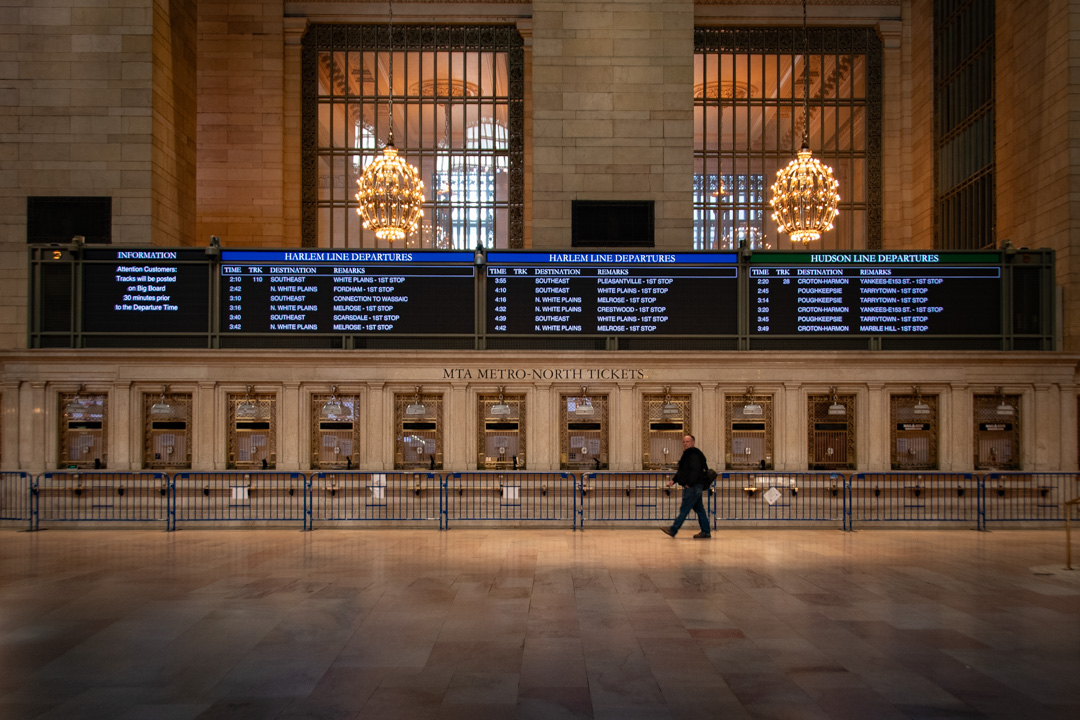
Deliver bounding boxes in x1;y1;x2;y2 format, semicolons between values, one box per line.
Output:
996;0;1080;350
195;0;286;248
152;0;197;247
531;0;695;249
0;0;157;349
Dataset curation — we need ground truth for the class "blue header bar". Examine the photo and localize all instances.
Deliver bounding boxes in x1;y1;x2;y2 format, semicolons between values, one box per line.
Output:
221;250;475;264
486;251;738;265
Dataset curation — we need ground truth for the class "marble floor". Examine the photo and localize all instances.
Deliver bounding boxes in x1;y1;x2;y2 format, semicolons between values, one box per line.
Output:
0;528;1076;720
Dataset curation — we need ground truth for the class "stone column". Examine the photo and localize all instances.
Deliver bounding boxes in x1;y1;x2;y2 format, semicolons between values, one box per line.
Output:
26;383;48;471
1032;384;1055;471
2;381;20;471
865;383;885;471
1059;385;1077;471
947;383;970;471
194;381;216;471
365;383;386;471
280;382;300;470
111;381;132;470
781;382;803;470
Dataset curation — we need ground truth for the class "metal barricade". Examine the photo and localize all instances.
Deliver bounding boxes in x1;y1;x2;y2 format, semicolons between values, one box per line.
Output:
309;471;441;528
33;471;170;530
0;471;32;527
849;472;980;529
716;472;845;527
578;472;697;529
442;472;575;529
171;472;307;529
982;472;1080;527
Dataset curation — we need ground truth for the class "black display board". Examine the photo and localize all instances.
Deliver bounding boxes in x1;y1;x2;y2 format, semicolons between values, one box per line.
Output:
81;248;210;333
219;250;476;334
485;252;739;335
749;252;1002;336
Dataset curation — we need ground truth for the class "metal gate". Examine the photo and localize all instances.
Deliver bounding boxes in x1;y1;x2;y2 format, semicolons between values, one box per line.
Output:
974;390;1020;470
725;389;773;469
227;387;276;470
395;388;443;470
890;390;937;470
478;388;525;470
58;387;107;469
311;388;360;469
143;388;192;469
560;389;608;470
642;389;690;470
808;389;855;470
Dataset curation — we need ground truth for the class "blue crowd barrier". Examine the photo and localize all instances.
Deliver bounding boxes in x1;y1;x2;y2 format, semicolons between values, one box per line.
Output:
578;472;698;529
0;471;31;526
33;471;170;530
716;472;846;527
309;471;440;528
442;472;575;529
171;472;307;529
5;469;1077;532
982;472;1080;527
849;472;980;529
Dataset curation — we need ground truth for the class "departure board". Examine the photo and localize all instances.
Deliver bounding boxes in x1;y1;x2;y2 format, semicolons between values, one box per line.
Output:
219;250;475;334
485;252;739;335
82;248;210;333
749;252;1002;335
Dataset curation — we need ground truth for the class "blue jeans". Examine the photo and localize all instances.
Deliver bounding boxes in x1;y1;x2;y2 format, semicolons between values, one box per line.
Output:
670;483;710;535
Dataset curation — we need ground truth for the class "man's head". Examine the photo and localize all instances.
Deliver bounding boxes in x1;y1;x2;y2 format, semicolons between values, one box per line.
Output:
682;435;695;449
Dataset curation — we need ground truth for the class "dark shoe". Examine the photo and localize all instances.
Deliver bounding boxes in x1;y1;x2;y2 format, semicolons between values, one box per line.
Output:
661;527;676;538
693;532;711;539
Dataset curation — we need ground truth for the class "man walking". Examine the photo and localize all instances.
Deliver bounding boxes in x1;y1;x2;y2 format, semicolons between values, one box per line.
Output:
662;434;711;538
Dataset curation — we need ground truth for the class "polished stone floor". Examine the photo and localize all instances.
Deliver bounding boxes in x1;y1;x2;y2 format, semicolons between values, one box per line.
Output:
0;528;1076;720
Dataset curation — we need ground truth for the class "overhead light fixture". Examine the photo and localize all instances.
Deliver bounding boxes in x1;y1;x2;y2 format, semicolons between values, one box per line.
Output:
827;386;846;416
911;386;930;416
406;385;427;415
321;386;345;419
742;386;763;416
661;387;680;416
355;0;425;244
150;385;175;418
994;386;1015;417
64;384;87;416
490;387;511;416
236;385;265;420
770;0;840;244
574;387;595;416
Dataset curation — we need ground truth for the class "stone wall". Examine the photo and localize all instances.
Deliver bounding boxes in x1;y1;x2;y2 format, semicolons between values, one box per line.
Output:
530;0;695;249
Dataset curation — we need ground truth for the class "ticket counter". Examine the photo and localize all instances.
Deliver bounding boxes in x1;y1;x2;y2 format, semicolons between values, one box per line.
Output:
227;387;276;469
560;389;608;470
312;388;359;469
974;391;1020;469
808;389;855;470
144;388;191;469
59;387;107;469
478;389;525;469
725;389;773;469
643;390;690;470
890;390;938;470
395;388;442;470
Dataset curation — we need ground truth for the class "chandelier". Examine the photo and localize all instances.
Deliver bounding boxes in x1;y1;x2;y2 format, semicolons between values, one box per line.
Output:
769;1;840;244
355;1;425;244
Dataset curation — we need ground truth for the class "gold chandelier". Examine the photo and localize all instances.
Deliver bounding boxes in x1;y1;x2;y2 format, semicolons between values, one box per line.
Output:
769;1;840;244
355;1;425;244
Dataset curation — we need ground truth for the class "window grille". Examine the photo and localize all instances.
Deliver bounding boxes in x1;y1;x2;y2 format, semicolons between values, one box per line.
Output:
303;25;524;249
694;27;881;250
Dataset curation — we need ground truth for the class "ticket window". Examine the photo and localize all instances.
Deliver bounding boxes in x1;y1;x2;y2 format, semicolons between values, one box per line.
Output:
143;389;192;469
312;389;360;470
808;390;856;470
560;390;608;470
478;391;525;470
58;388;107;469
643;391;690;470
227;388;276;470
395;390;443;470
725;391;773;469
890;392;938;470
974;391;1020;470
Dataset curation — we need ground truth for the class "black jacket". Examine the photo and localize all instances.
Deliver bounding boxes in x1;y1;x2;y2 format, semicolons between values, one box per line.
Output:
673;446;708;487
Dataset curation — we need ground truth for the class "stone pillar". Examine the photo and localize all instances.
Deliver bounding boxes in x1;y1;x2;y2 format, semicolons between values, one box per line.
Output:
615;382;636;470
865;383;886;470
365;383;386;471
2;381;20;471
947;383;970;471
531;382;553;470
280;382;300;470
194;381;216;471
24;383;48;471
111;381;131;470
1059;385;1077;471
283;17;308;245
780;383;802;470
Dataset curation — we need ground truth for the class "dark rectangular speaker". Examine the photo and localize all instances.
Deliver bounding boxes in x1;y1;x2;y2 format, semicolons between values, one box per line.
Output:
27;196;112;244
571;200;654;248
